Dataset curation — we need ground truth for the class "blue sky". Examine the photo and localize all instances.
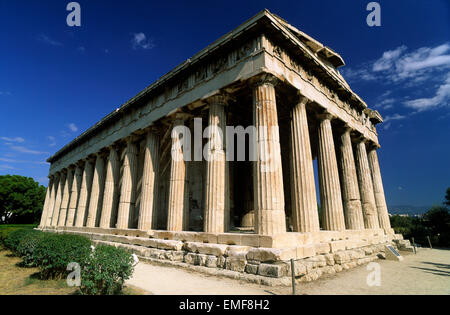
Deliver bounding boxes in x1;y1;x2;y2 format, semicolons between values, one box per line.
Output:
0;0;448;207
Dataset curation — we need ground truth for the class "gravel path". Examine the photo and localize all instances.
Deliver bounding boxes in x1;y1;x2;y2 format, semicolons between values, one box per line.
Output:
126;248;450;295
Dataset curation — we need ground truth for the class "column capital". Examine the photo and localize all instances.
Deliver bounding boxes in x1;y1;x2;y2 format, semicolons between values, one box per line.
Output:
356;135;369;144
75;159;85;167
367;141;381;150
171;112;193;123
94;150;109;159
341;123;354;134
295;92;309;106
142;125;159;134
250;73;279;88
123;134;142;144
317;110;335;121
66;165;76;173
205;92;229;106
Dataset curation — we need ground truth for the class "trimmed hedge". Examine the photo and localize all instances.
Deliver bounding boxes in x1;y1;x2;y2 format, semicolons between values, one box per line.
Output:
4;229;41;254
32;233;92;279
80;244;135;295
16;231;46;266
3;229;135;294
0;225;37;248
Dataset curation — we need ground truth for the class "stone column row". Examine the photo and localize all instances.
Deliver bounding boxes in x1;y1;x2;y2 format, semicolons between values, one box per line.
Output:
39;76;392;236
40;130;163;231
288;94;391;234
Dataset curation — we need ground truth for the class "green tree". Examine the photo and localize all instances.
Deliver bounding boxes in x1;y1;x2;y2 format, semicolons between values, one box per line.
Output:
445;187;450;206
422;205;450;247
0;175;46;224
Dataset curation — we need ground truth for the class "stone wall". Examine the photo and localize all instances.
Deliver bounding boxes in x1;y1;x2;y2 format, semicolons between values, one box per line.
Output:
42;228;400;286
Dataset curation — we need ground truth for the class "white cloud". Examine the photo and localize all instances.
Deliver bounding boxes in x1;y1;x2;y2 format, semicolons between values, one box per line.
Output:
37;34;63;46
404;73;450;111
340;66;376;82
0;157;48;165
47;136;56;147
131;33;155;50
376;98;396;110
343;43;450;84
394;44;450;80
0;91;11;96
382;122;391;130
373;45;407;72
68;123;78;132
1;137;24;143
383;113;407;122
10;146;49;155
0;164;19;170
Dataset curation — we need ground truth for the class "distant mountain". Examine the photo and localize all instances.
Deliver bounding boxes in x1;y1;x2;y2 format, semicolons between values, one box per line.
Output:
388;205;432;216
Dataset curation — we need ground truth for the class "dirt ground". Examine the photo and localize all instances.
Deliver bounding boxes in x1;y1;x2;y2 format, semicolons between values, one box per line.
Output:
126;248;450;295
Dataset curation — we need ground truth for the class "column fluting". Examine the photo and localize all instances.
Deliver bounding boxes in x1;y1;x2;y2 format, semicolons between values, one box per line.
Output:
50;172;66;227
167;117;190;231
100;146;121;228
39;176;53;228
138;131;160;231
367;145;392;232
86;154;106;227
204;95;229;233
337;127;365;230
45;174;59;226
66;165;82;226
116;139;138;229
253;77;286;235
317;112;346;231
355;139;380;229
74;159;94;227
57;168;74;226
289;95;320;232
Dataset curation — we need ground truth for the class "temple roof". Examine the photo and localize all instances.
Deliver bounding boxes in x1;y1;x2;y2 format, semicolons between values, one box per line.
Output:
47;9;375;163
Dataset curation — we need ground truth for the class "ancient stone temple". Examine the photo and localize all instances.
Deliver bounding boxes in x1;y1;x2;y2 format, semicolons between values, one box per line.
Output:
38;10;407;284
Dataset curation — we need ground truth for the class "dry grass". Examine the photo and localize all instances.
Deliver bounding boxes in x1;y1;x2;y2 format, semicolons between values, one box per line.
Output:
0;249;147;295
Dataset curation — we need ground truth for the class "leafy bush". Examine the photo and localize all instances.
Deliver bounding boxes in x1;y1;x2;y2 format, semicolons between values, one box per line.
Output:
0;226;22;248
32;233;92;279
79;245;135;295
16;230;46;266
4;228;41;253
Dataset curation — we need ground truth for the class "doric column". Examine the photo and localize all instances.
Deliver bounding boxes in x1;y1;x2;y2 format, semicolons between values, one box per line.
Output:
51;171;66;227
66;164;82;226
252;76;286;235
57;167;74;226
204;94;229;233
39;176;53;228
355;138;379;229
317;112;346;231
116;138;139;229
74;159;94;227
367;144;392;232
100;146;121;228
167;115;190;231
289;94;320;232
138;130;160;230
45;174;59;226
337;126;365;230
86;154;106;227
